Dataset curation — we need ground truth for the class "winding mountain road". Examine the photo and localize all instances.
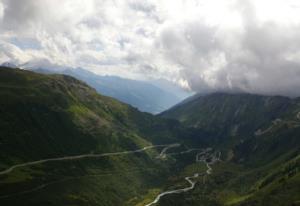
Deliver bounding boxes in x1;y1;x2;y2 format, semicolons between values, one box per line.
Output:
156;143;180;158
145;173;201;206
0;143;221;206
0;168;159;199
145;148;220;206
0;144;176;176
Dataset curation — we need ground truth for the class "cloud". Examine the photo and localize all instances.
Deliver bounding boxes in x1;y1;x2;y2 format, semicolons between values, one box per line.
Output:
0;0;300;96
156;0;300;96
0;40;31;63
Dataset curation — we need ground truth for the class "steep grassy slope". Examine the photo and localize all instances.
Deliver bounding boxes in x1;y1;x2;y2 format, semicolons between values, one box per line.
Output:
161;93;293;136
161;92;300;161
0;67;148;165
160;92;300;206
0;67;194;206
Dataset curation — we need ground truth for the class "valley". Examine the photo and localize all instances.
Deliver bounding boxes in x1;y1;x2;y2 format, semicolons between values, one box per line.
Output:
145;148;221;206
0;142;220;206
0;67;299;206
0;142;221;206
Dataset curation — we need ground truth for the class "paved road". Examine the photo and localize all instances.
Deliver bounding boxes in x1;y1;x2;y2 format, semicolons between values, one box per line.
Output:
0;143;221;206
0;168;158;199
145;173;201;206
145;148;221;206
0;144;175;176
156;143;180;159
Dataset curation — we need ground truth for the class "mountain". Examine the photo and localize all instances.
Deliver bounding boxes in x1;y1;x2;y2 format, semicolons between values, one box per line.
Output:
31;67;190;114
0;67;299;206
0;62;17;68
161;92;300;164
161;93;294;136
160;92;300;206
0;67;215;206
0;66;197;206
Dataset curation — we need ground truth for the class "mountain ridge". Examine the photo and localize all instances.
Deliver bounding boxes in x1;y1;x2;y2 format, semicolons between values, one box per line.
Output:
159;92;300;206
0;67;299;206
29;66;191;114
0;66;194;206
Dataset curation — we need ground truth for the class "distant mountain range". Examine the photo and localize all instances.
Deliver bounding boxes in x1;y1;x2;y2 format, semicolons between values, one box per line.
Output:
19;65;191;114
0;61;192;114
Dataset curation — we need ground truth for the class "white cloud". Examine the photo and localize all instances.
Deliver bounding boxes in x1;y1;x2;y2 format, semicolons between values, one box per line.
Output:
0;0;300;96
0;1;4;20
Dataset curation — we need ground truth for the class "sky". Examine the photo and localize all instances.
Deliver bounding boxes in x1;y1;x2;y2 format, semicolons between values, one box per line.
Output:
1;0;300;96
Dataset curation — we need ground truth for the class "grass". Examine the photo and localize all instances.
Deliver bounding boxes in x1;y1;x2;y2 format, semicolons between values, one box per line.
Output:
131;188;161;206
224;193;252;205
1;67;299;206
